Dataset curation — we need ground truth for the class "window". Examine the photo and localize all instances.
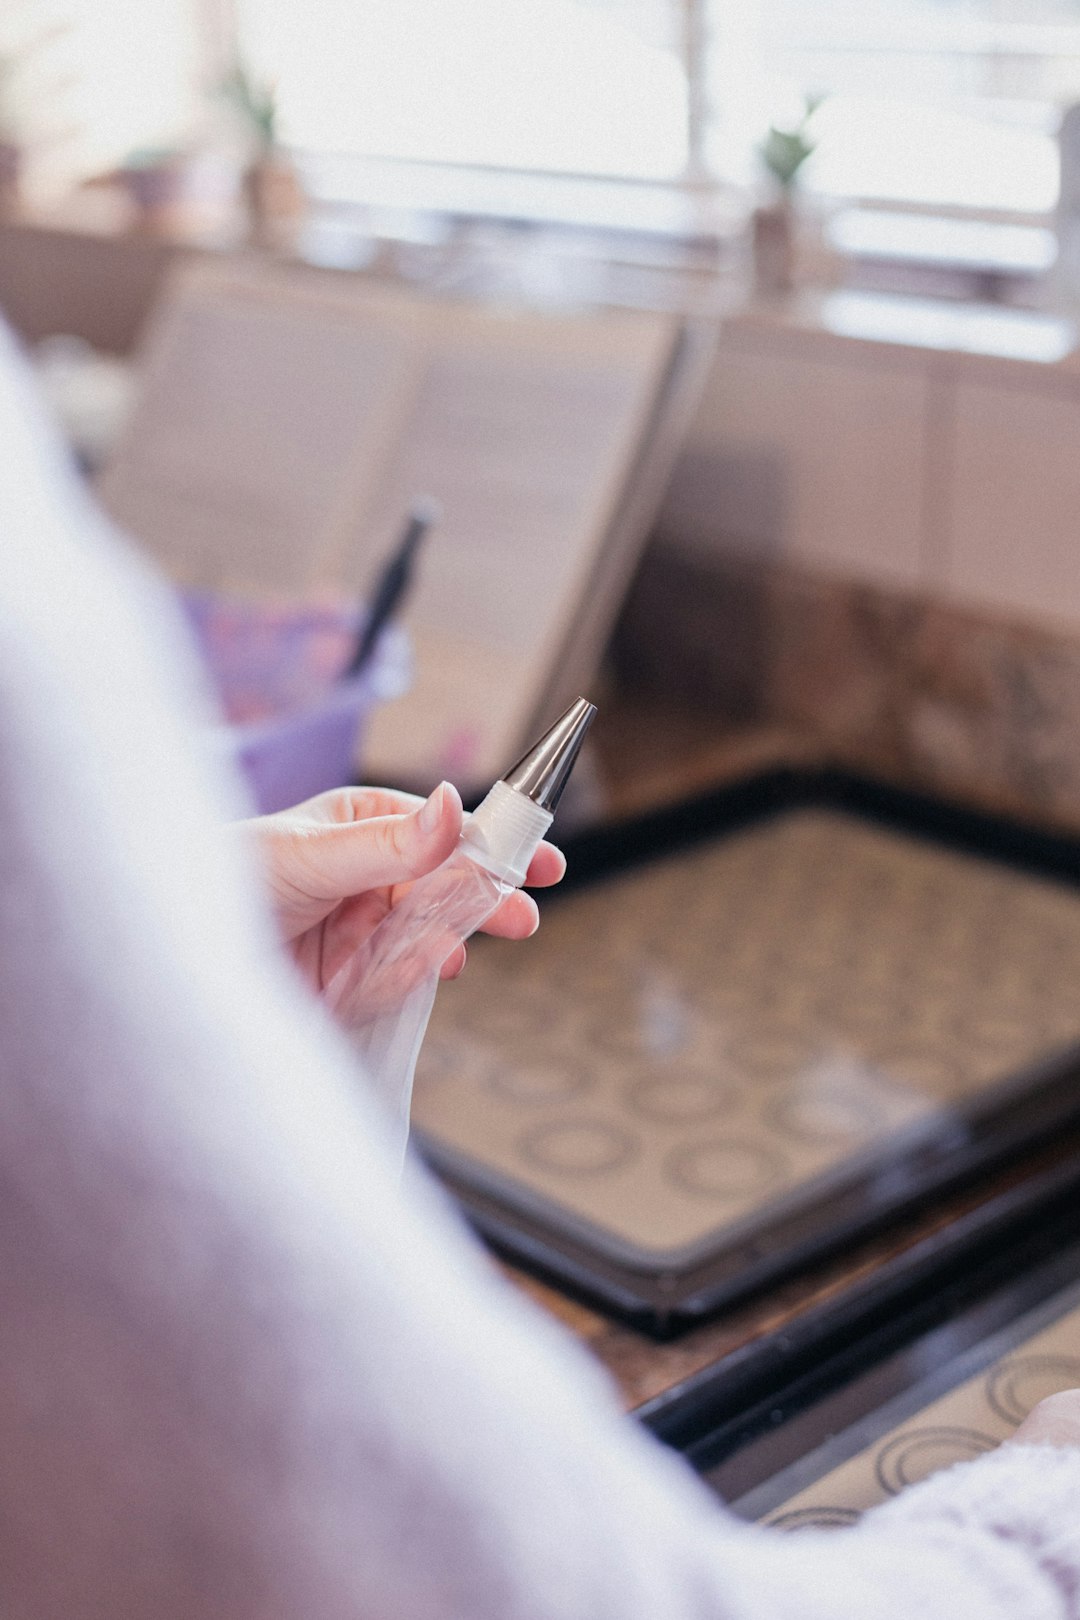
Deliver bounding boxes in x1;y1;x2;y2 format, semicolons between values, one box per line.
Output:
1;0;202;198
731;0;1080;214
14;1;1080;219
236;0;689;181
237;0;1080;217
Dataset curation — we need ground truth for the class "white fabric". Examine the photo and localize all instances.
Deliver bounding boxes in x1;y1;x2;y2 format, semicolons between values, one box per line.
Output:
0;322;1078;1618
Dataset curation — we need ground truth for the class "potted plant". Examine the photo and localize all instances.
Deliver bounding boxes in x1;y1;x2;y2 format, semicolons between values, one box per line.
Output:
118;145;194;234
752;96;822;297
222;63;305;248
0;54;27;217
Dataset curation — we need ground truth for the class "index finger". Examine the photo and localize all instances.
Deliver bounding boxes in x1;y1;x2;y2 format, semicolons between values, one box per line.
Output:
524;840;565;888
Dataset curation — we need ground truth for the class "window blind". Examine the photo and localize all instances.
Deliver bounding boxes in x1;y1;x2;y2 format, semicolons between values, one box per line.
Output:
15;0;1070;217
751;0;1080;210
236;0;690;180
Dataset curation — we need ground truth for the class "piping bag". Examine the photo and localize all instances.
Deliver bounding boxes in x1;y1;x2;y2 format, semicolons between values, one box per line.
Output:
326;697;596;1160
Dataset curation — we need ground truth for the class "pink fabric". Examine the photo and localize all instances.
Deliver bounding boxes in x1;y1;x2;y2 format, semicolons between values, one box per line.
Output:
0;324;1078;1617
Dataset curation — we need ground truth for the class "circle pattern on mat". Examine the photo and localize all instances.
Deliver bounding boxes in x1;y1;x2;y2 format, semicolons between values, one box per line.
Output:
764;1083;885;1146
770;1506;861;1531
867;1047;960;1095
518;1120;638;1176
473;997;555;1041
624;1071;739;1123
724;1027;818;1079
986;1355;1080;1425
489;1057;592;1106
665;1139;787;1201
874;1428;997;1495
585;1001;698;1061
415;1038;471;1083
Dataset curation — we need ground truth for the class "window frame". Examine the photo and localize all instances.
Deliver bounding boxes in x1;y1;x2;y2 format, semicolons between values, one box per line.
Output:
237;0;1073;252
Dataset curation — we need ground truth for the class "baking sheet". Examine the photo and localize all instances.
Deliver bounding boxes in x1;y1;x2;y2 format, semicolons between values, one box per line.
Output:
412;807;1080;1268
739;1279;1080;1529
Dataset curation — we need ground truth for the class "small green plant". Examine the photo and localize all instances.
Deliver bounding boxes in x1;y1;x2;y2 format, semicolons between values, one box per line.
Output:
760;95;824;191
222;63;279;154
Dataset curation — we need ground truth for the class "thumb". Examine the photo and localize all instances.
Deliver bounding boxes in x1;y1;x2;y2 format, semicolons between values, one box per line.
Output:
320;774;466;894
295;781;464;902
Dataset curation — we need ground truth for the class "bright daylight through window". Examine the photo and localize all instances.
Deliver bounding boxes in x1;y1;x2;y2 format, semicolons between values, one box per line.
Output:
236;0;1080;215
756;0;1080;213
236;0;690;180
8;1;1080;217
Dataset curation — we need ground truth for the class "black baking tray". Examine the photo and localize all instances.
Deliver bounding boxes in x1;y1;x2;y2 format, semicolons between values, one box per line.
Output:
413;765;1080;1334
637;1151;1080;1517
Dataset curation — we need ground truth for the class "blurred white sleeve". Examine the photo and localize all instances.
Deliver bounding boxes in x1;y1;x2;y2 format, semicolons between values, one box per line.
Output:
0;321;1077;1620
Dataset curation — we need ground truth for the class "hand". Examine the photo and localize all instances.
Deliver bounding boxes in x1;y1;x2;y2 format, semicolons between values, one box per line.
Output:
1006;1389;1080;1450
235;782;566;996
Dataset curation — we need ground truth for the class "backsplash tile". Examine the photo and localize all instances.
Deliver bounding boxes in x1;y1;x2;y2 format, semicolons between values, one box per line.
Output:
613;539;1080;831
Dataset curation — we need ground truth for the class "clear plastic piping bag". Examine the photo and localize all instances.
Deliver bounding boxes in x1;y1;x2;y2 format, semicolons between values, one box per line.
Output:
325;851;514;1155
325;698;596;1165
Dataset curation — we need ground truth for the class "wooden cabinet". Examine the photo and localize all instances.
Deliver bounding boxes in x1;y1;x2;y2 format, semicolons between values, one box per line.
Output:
663;311;1080;638
947;377;1080;628
661;327;930;589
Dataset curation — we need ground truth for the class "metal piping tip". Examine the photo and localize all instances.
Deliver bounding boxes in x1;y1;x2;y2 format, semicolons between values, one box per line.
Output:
502;697;597;813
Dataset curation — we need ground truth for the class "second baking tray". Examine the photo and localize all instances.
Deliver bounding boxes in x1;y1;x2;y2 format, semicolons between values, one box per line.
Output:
639;1155;1080;1523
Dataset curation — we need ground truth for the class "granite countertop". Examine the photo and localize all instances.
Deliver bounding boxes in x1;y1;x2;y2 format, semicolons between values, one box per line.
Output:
585;700;819;825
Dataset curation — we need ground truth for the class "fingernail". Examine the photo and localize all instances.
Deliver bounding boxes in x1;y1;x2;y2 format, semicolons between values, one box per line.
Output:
418;781;447;835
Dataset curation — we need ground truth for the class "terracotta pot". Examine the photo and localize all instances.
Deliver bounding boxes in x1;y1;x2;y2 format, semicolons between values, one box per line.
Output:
752;196;796;297
120;158;190;236
0;141;22;218
243;153;306;249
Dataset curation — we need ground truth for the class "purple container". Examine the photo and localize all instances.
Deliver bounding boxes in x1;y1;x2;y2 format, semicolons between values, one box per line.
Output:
183;593;410;814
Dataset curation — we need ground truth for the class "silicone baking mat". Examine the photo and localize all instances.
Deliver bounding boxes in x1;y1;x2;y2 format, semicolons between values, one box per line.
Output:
411;790;1080;1321
736;1277;1080;1529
